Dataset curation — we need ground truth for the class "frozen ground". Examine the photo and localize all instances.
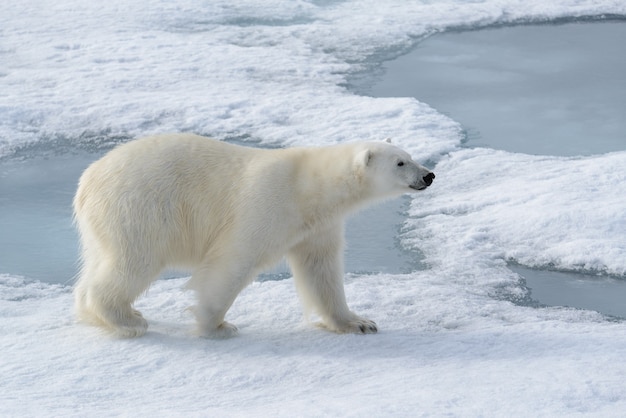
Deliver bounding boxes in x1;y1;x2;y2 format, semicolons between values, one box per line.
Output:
1;0;626;416
2;273;624;416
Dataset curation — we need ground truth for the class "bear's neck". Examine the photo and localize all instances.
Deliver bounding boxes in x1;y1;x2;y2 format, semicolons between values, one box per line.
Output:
291;147;372;225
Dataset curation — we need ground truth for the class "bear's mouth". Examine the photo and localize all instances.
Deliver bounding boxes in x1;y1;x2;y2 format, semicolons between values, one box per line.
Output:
409;185;428;191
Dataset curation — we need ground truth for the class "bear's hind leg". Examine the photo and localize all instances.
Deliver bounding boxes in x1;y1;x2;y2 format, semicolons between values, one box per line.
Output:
74;257;156;338
187;263;255;338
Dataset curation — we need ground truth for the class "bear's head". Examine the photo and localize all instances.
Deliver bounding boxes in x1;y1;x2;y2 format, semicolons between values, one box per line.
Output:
354;140;435;199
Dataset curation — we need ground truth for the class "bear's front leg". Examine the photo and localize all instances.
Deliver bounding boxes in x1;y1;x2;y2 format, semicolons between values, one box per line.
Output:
287;224;377;335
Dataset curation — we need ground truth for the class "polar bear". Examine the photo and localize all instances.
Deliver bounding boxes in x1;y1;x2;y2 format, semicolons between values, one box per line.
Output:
73;134;434;338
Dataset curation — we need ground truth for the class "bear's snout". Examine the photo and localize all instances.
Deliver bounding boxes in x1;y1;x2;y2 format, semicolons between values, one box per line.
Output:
423;172;435;187
410;171;435;191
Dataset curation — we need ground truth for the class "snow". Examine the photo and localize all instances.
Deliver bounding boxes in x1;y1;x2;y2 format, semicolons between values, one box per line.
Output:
2;0;626;416
3;274;625;416
406;149;626;276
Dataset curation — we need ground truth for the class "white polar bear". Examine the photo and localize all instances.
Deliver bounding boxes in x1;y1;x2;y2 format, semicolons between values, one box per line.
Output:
73;134;435;338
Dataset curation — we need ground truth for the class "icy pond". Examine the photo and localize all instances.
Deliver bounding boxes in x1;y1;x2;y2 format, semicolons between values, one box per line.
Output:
357;21;626;318
363;21;626;157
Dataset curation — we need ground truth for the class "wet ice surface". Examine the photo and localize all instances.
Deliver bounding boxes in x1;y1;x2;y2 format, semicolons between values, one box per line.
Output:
0;152;87;284
363;21;626;318
512;265;626;319
365;22;626;156
0;149;421;285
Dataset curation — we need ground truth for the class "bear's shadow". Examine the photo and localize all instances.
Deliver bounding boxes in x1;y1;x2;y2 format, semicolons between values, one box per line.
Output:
136;319;434;361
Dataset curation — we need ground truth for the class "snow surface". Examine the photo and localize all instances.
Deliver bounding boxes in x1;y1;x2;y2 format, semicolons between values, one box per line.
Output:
2;0;626;416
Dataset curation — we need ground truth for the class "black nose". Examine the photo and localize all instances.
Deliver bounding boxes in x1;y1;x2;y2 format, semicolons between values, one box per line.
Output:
423;172;435;186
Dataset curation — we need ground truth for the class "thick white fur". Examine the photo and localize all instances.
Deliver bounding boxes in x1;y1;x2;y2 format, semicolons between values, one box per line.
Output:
73;134;433;337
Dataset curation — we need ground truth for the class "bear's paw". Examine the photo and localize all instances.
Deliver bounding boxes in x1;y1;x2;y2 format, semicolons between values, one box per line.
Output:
199;321;239;339
111;310;149;338
319;315;378;335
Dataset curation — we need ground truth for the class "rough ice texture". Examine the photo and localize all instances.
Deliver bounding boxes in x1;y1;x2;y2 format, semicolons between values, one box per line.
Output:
406;149;626;276
2;274;624;416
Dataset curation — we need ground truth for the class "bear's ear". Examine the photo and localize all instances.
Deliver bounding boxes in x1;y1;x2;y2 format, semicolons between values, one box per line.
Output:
355;148;372;167
384;137;392;143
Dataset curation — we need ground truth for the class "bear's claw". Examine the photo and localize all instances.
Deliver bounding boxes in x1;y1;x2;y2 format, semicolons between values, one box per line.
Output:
359;322;378;334
319;315;378;334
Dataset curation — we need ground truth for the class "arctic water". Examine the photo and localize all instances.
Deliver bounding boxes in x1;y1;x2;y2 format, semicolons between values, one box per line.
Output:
362;21;626;156
357;21;626;317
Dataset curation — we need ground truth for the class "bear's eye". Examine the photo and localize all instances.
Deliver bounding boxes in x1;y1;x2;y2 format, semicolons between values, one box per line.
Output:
397;161;405;167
